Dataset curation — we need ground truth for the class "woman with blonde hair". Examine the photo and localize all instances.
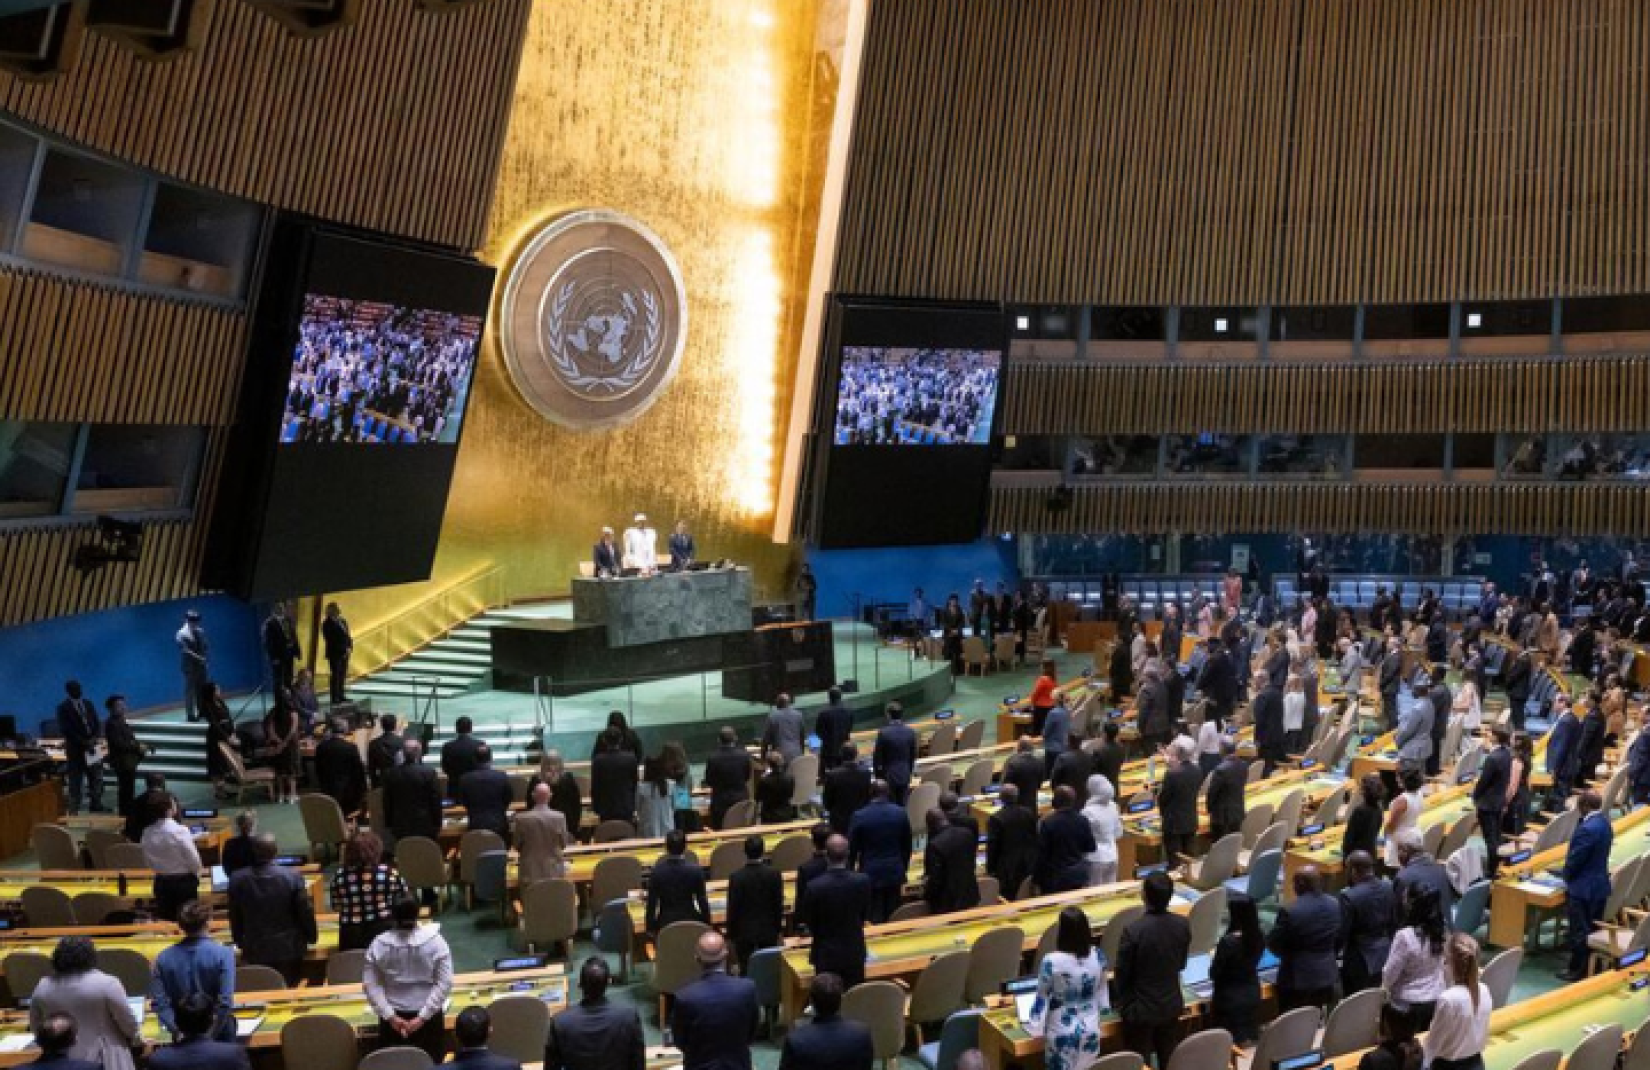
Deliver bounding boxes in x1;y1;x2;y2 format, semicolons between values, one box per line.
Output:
1423;933;1491;1070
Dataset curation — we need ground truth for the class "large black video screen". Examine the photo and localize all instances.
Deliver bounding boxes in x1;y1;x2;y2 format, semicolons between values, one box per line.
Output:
205;222;495;600
811;299;1008;548
832;347;1001;446
282;296;481;446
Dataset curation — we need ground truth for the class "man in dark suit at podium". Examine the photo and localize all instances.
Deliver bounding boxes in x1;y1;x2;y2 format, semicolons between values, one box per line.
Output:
592;528;620;578
669;521;696;571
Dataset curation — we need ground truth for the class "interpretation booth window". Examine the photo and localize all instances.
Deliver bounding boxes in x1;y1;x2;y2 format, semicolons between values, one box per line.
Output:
71;425;204;515
0;421;77;520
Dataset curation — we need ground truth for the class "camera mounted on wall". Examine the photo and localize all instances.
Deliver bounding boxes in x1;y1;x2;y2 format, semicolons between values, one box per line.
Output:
72;515;145;576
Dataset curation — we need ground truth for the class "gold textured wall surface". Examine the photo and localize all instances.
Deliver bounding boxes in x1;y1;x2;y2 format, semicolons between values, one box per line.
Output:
333;0;837;634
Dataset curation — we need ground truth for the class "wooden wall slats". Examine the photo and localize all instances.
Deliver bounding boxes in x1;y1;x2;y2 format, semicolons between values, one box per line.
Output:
838;0;1650;305
1001;357;1650;436
0;0;532;251
990;481;1650;538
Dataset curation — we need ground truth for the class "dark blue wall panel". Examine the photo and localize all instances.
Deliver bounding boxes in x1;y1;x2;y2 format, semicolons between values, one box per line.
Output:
806;538;1021;620
0;595;265;728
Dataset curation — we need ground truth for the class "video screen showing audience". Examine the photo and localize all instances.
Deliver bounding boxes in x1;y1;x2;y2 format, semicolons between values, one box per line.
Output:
280;295;483;446
833;346;1001;446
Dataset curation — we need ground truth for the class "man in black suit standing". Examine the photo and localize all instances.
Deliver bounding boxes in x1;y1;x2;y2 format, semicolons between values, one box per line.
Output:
872;703;917;805
1035;786;1095;894
383;739;443;846
441;717;486;785
56;680;106;815
148;993;250;1070
446;1008;523;1070
1251;671;1287;777
672;931;759;1070
455;745;514;845
261;601;300;692
986;783;1040;900
1268;867;1343;1012
1204;740;1248;844
705;727;754;829
822;743;871;836
591;729;640;826
1337;851;1395;996
1377;638;1404;733
368;714;403;788
1156;742;1202;865
314;718;367;816
545;958;646;1070
1474;725;1513;877
1425;666;1452;777
1002;737;1045;807
725;836;784;970
1116;872;1191;1069
1195;638;1240;723
1086;721;1126;798
813;688;853;773
321;601;353;705
847;780;911;923
795;835;872;988
922;809;979;914
646;830;710;935
778;974;873;1070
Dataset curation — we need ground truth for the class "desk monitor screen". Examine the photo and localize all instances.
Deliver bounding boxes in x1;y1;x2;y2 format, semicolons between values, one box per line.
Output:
1275;1053;1325;1070
1000;976;1038;997
934;709;955;720
1507;849;1532;866
1620;947;1647;969
1128;799;1155;814
494;955;548;972
275;855;306;867
182;808;218;819
1300;823;1325;836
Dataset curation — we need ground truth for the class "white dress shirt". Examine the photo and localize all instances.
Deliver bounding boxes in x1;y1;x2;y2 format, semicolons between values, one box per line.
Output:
1423;983;1492;1062
622;525;657;570
1380;926;1445;1007
141;818;202;875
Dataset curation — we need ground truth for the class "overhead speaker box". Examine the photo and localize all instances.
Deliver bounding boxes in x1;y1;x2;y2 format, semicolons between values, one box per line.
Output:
244;0;360;37
0;2;86;79
86;0;203;60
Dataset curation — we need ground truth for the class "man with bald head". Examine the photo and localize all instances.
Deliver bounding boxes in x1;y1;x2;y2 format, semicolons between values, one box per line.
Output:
383;738;443;846
1267;865;1342;1012
513;782;569;883
671;931;759;1070
795;834;871;988
848;779;912;923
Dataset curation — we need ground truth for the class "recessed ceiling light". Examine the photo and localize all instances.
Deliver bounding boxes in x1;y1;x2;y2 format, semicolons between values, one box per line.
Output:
1214;318;1229;333
1466;312;1483;329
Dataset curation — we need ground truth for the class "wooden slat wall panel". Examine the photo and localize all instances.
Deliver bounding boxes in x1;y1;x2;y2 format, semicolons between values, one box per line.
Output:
990;482;1650;538
0;269;245;425
837;0;1650;305
1001;357;1650;436
0;0;532;251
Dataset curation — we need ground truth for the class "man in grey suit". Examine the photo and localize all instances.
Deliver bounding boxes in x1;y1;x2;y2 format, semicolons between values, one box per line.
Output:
762;694;806;765
176;610;209;723
1267;866;1343;1012
513;783;569;883
1395;689;1434;776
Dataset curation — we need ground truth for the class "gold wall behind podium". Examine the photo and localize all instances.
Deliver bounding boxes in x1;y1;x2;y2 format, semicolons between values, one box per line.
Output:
334;0;839;637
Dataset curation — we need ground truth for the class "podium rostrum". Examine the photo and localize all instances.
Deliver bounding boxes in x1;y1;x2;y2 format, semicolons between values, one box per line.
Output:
570;568;753;646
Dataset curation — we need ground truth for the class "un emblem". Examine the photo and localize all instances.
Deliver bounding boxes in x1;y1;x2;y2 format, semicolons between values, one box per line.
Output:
499;210;688;429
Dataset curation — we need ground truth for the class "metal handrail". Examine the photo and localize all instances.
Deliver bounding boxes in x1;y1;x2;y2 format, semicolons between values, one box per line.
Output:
348;565;508;677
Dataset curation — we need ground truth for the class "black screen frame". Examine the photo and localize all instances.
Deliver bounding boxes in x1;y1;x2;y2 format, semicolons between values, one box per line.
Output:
805;296;1008;548
204;217;495;600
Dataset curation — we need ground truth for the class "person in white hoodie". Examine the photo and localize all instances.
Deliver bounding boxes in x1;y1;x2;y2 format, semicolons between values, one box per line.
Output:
363;897;453;1061
1081;775;1122;886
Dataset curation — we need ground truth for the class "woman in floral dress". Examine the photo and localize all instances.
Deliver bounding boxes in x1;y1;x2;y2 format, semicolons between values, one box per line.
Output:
1028;907;1109;1070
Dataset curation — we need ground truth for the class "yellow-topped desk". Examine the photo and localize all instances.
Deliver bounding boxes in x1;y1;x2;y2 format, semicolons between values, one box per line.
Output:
1325;963;1650;1070
1486;802;1650;948
1282;781;1475;895
0;917;343;970
1117;768;1349;876
778;881;1196;1024
0;962;567;1065
0;868;327;914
